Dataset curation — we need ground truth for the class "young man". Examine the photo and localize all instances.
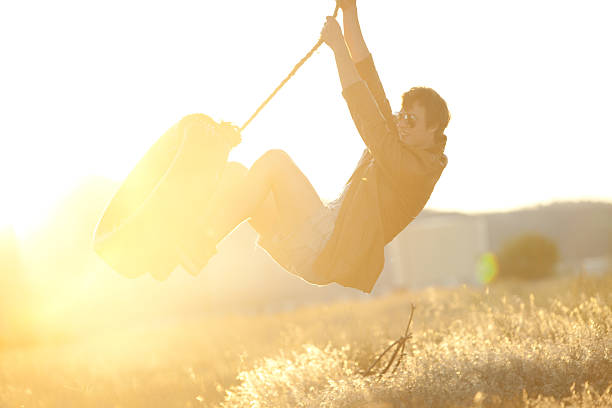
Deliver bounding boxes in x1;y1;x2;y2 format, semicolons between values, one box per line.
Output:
180;0;449;293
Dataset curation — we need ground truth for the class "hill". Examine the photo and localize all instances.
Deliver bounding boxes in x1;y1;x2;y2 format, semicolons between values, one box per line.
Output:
422;200;612;261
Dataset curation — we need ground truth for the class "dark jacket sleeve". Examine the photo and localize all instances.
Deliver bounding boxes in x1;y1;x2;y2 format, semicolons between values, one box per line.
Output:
354;53;397;132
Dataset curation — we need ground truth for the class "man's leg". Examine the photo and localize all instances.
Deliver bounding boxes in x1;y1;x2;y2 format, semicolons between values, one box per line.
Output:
213;161;278;239
204;149;324;248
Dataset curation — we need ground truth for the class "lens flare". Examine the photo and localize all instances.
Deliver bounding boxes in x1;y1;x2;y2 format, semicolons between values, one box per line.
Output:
477;252;499;284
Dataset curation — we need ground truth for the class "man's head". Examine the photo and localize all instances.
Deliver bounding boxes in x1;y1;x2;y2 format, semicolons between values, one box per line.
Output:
395;87;450;149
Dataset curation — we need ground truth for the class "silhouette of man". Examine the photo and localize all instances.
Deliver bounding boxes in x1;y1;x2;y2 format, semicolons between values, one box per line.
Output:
181;0;449;293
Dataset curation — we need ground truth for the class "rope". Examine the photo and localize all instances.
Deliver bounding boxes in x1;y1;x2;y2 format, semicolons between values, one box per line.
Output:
240;4;340;132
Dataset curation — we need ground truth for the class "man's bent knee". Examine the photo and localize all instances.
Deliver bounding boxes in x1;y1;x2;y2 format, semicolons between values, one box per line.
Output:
259;149;293;171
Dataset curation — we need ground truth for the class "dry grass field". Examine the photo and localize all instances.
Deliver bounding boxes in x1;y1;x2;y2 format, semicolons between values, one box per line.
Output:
1;273;611;408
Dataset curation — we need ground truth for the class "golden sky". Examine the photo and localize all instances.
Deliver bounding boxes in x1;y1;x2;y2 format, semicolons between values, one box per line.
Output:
1;0;611;239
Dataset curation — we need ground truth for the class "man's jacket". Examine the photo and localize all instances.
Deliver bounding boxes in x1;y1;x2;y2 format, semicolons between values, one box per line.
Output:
312;53;448;293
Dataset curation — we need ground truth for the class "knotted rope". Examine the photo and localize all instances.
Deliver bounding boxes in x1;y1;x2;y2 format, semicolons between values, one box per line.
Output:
240;4;340;132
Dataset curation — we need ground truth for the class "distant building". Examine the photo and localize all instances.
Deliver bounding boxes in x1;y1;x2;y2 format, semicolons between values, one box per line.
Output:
557;255;612;276
380;215;490;290
580;256;611;275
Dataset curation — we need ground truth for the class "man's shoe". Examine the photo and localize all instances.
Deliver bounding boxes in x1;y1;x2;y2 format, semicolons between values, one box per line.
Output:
177;236;218;276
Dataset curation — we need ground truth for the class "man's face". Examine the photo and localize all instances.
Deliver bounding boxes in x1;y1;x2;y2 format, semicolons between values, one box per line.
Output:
395;102;438;148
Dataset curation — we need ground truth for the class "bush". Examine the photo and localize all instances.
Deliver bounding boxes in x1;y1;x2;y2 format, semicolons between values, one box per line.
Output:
497;233;559;280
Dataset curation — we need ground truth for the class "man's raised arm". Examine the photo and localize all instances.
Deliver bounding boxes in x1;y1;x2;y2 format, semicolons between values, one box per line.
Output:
339;0;396;129
340;0;370;63
320;16;361;91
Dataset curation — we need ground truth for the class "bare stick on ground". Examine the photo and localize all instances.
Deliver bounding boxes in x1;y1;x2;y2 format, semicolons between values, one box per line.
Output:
363;304;415;379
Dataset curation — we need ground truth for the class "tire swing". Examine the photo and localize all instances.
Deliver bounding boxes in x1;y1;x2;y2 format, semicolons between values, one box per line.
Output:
93;5;340;281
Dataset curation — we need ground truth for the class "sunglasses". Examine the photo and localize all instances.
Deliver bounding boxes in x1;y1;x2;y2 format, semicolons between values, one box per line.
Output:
395;111;418;128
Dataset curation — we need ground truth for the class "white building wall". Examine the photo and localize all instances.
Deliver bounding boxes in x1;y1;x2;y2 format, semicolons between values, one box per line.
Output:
384;215;489;289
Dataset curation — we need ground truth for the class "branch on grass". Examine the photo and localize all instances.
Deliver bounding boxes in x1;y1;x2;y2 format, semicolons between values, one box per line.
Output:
362;303;415;380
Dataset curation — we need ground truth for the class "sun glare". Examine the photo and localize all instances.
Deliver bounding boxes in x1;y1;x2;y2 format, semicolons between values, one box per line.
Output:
0;197;25;239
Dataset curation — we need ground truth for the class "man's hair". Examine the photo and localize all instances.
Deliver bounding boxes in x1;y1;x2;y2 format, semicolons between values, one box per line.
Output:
401;87;450;140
